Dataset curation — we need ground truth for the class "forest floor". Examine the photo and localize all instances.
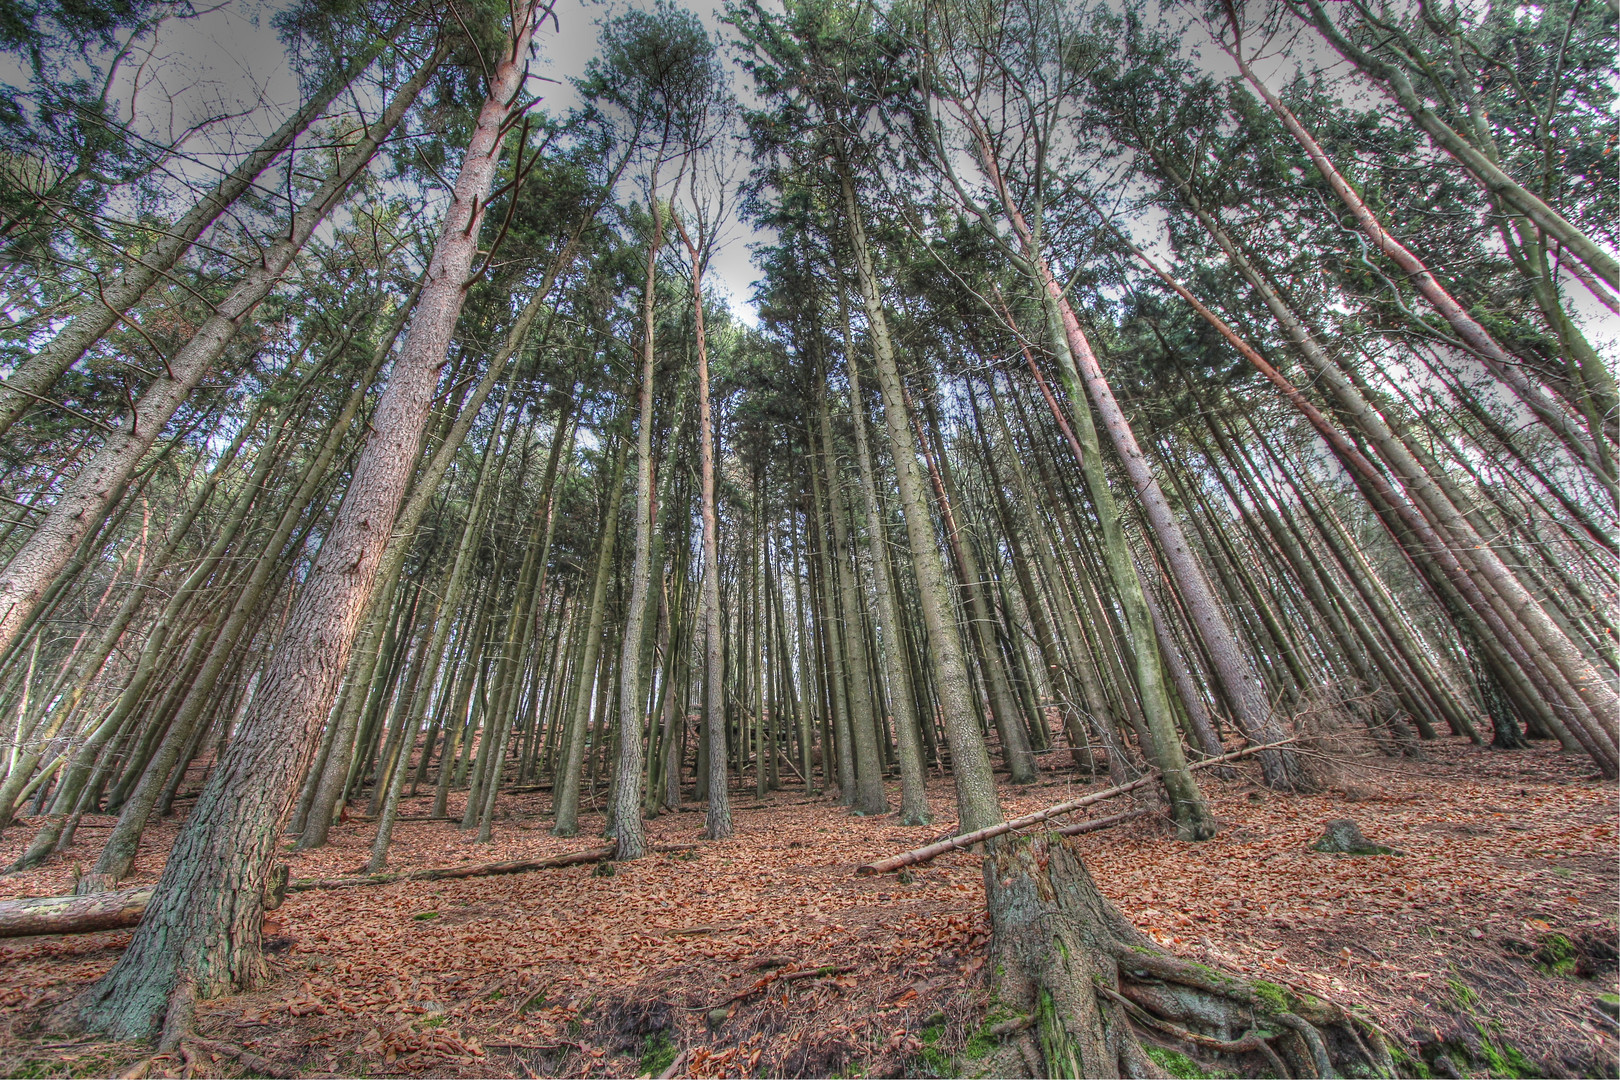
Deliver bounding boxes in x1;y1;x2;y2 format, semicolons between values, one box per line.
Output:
0;738;1615;1079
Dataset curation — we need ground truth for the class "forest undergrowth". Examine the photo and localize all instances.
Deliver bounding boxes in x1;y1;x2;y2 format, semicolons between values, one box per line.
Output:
0;739;1613;1079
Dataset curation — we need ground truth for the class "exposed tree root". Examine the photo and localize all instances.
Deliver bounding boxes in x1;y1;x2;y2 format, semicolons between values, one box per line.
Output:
977;833;1396;1078
180;1036;297;1078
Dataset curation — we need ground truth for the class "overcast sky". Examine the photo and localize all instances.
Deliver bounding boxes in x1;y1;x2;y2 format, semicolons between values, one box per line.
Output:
63;0;770;322
13;0;1613;348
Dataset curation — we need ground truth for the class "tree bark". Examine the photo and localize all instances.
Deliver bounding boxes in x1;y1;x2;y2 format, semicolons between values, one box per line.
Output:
65;14;539;1043
0;48;443;667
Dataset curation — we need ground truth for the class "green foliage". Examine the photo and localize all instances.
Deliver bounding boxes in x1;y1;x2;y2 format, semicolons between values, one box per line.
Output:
413;910;440;920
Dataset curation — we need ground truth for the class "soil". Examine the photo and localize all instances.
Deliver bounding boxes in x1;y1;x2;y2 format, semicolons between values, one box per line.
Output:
0;738;1614;1078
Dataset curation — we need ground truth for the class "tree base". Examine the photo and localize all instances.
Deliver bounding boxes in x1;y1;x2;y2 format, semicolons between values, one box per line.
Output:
976;834;1395;1078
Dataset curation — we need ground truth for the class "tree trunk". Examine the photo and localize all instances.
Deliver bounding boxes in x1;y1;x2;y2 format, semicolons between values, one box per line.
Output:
65;15;538;1044
844;320;931;824
980;834;1394;1078
0;48;443;666
837;158;1001;834
554;437;629;837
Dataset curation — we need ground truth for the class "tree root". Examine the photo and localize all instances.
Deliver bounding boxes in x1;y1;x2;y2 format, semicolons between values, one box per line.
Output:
180;1037;297;1078
976;833;1397;1078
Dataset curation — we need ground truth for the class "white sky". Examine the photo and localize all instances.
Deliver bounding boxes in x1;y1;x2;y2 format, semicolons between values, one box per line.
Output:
10;0;1612;343
19;0;770;322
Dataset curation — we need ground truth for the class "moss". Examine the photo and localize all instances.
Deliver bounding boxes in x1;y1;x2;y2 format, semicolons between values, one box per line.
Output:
1389;1044;1433;1079
962;1005;1020;1061
1187;960;1236;984
1143;1044;1237;1079
1250;980;1291;1014
1447;975;1479;1010
1472;1022;1537;1078
486;989;505;1002
1536;933;1577;977
413;910;439;921
915;1021;956;1080
1037;988;1081;1077
638;1031;676;1075
418;1016;446;1029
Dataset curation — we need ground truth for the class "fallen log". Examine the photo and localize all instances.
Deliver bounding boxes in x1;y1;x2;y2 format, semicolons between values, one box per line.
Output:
286;845;618;891
855;741;1292;875
1052;807;1150;838
0;842;703;938
0;886;153;938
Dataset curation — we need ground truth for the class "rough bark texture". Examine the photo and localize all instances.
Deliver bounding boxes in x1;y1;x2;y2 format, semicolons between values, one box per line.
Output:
0;887;153;939
838;159;1001;835
610;185;665;862
63;18;532;1045
977;833;1395;1079
0;49;441;666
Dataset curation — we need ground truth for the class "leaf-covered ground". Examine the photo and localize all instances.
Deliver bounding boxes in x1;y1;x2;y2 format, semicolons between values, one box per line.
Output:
0;738;1614;1078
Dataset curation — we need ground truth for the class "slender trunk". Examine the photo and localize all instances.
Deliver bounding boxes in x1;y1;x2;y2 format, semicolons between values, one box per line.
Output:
844;330;931;824
554;436;629;836
837;160;1001;834
69;17;540;1042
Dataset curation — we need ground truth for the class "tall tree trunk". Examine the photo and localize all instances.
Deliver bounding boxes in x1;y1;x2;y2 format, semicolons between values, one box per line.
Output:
837;159;1000;834
66;14;540;1043
609;178;667;861
554;436;629;837
844;322;931;824
816;376;889;815
0;49;444;666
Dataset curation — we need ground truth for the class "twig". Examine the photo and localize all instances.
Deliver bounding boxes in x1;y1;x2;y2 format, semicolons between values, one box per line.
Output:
658;1049;689;1079
183;1037;297;1079
685;964;856;1011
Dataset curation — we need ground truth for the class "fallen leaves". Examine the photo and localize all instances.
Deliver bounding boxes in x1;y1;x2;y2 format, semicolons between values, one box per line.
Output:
0;740;1612;1078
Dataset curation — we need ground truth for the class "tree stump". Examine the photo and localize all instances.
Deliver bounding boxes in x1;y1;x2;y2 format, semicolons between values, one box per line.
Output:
1311;819;1401;856
978;833;1395;1077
